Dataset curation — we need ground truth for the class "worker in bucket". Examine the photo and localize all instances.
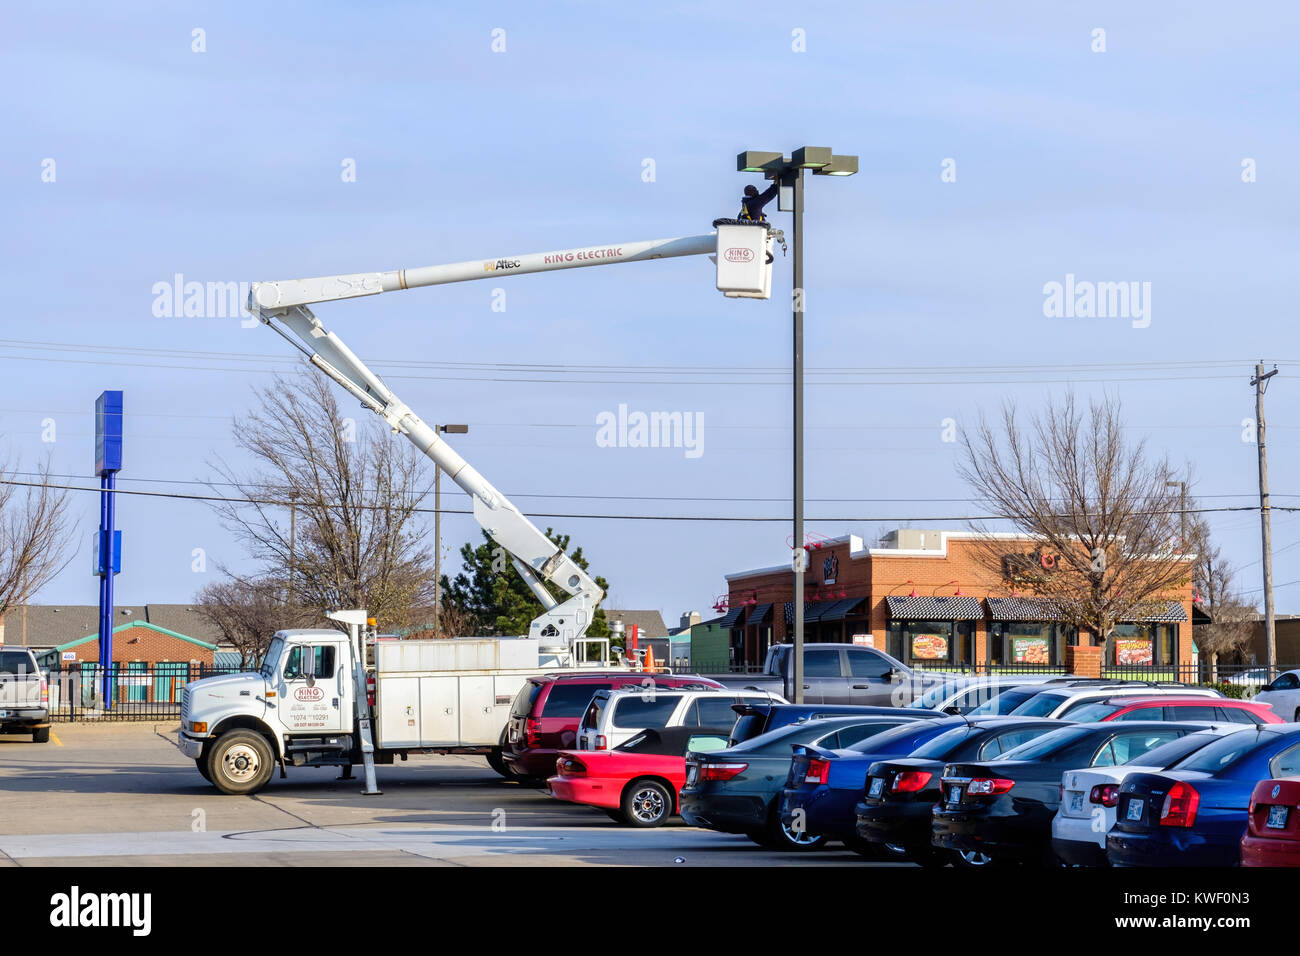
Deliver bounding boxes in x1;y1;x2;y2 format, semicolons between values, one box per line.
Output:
739;182;779;221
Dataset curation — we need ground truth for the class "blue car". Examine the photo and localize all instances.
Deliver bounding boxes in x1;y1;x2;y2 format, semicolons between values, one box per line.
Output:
1107;724;1300;867
779;717;968;853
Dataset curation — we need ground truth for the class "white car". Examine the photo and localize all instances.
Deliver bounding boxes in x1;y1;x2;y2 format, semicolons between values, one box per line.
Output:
1222;667;1272;698
576;687;784;751
1050;726;1247;865
904;674;1074;714
1253;670;1300;721
1005;683;1222;720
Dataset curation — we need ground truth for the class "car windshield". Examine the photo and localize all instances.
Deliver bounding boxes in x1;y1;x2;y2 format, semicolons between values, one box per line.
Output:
259;638;284;680
1063;702;1123;722
1008;692;1069;718
907;680;968;709
908;726;978;759
968;687;1040;717
728;722;825;752
1171;730;1268;773
0;651;37;675
996;726;1093;761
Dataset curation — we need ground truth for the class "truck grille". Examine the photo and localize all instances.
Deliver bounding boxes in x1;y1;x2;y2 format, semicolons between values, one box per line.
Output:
181;688;191;723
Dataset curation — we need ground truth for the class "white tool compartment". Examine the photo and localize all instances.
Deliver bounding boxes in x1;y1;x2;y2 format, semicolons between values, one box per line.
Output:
714;218;773;299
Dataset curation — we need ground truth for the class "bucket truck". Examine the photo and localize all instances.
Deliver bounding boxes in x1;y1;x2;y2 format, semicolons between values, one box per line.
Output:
176;219;777;794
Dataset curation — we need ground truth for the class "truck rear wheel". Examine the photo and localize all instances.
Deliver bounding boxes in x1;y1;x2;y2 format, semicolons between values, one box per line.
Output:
207;730;274;795
32;726;50;743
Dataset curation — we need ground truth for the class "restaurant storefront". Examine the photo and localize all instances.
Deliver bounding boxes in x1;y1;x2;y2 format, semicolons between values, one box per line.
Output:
716;530;1196;675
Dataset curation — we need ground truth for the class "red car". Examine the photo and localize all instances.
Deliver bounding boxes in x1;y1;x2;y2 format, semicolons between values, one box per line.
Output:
548;726;731;827
1064;696;1283;725
1242;777;1300;866
501;672;724;780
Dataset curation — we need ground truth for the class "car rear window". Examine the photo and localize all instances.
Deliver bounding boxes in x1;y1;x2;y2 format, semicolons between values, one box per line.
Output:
610;694;681;729
1219;706;1263;725
997;726;1094;761
968;687;1040;717
729;713;769;745
0;651;38;675
1172;732;1266;773
1129;732;1219;768
541;683;607;717
908;726;978;759
845;721;940;754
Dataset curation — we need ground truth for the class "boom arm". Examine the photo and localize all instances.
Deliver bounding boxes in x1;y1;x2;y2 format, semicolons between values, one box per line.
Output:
248;232;716;660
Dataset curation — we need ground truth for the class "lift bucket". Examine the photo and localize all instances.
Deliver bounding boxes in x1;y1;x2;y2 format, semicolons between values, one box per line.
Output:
713;218;773;299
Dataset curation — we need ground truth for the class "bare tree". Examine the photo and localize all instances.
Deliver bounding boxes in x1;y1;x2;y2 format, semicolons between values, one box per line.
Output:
0;458;75;643
208;370;436;633
194;576;318;668
959;394;1201;655
1190;517;1257;675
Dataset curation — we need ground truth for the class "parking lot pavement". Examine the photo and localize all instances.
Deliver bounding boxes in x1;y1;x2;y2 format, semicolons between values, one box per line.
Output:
0;724;892;867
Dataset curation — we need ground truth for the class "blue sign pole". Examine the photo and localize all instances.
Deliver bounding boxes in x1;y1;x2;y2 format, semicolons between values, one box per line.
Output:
95;391;123;711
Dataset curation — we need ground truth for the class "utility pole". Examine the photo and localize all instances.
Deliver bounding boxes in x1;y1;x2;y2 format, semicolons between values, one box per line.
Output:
1251;362;1279;676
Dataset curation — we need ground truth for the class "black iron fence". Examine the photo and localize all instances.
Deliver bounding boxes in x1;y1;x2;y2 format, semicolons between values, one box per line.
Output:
46;664;248;722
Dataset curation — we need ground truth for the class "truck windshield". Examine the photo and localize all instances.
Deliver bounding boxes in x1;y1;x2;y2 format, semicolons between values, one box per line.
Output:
259;638;284;680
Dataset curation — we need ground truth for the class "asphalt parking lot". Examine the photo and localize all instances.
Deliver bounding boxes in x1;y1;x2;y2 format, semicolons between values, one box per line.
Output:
0;724;892;867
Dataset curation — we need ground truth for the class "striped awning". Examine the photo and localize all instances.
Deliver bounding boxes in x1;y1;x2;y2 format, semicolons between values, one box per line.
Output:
718;606;745;628
986;597;1066;622
1124;601;1188;623
746;603;772;625
885;595;984;621
818;596;866;622
783;601;840;625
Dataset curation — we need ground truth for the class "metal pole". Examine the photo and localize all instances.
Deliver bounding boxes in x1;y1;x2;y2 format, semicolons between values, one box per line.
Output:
792;168;805;706
1252;363;1278;677
433;460;441;634
99;472;116;710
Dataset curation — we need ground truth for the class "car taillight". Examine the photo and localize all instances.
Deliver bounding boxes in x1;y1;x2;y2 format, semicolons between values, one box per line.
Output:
967;777;1015;796
1159;782;1200;827
594;735;607;751
699;762;748;782
525;718;541;748
366;674;376;708
1089;784;1119;808
557;756;586;776
891;771;932;793
804;758;831;785
40;676;48;706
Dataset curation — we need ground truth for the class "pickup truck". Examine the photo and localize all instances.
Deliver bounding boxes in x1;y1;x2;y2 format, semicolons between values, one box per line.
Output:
0;648;51;742
707;643;944;706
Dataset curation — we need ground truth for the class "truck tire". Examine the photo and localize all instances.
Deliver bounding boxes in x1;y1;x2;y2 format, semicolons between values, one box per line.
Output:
32;726;50;744
621;778;673;827
486;747;511;778
196;759;212;782
207;730;274;795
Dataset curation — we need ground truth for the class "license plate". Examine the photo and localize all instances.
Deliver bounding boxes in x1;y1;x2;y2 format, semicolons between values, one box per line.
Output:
686;765;698;787
869;777;885;798
1268;805;1289;830
1126;798;1144;822
1070;792;1084;813
949;785;962;803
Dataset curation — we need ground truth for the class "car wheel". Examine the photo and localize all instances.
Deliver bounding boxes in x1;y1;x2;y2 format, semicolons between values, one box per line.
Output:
32;726;50;743
207;730;275;795
766;807;827;851
621;779;673;827
909;847;952;868
952;848;995;868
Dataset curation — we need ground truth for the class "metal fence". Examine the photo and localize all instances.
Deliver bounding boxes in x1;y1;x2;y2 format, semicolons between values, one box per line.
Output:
46;664;247;722
910;661;1069;677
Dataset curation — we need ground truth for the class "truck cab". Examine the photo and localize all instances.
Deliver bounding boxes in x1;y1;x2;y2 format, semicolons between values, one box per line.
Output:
179;629;356;794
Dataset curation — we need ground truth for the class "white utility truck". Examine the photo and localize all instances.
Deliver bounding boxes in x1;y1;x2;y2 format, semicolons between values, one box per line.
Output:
179;220;777;794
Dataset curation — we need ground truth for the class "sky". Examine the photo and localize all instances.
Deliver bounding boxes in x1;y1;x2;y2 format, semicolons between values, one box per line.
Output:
2;0;1299;624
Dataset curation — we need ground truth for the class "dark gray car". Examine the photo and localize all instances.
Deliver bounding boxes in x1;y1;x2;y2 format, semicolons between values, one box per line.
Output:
680;714;914;850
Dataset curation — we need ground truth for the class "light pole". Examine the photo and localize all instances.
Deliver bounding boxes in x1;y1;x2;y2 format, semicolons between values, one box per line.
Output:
737;147;857;704
433;423;469;634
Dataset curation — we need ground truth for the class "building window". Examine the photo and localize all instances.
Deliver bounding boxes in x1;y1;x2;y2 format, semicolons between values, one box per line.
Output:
1111;623;1176;666
987;622;1077;668
888;620;973;666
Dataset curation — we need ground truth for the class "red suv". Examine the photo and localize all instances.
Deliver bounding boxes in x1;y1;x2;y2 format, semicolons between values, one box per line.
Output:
1064;695;1282;725
501;672;724;781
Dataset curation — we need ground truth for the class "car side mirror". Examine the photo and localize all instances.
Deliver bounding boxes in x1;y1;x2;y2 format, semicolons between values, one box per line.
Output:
942;705;961;716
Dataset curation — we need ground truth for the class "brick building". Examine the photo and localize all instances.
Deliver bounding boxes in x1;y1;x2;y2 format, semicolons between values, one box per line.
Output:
716;529;1194;676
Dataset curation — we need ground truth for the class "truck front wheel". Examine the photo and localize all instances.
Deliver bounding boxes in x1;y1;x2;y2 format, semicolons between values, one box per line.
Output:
207;730;274;795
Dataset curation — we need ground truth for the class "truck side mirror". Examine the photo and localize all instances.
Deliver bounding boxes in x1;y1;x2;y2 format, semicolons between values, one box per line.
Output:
302;646;317;687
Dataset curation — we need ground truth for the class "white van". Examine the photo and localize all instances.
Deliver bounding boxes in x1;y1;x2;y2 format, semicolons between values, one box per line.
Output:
577;687;786;751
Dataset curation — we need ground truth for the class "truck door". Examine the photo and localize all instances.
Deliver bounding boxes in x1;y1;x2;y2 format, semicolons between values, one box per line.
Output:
279;641;347;734
846;647;897;706
802;649;842;704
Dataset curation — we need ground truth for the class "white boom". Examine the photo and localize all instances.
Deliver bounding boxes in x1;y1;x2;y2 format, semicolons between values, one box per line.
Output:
248;232;717;662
